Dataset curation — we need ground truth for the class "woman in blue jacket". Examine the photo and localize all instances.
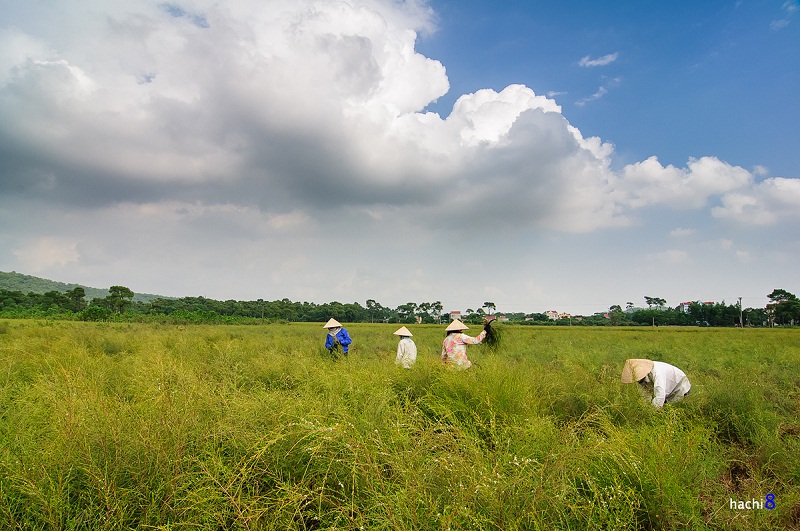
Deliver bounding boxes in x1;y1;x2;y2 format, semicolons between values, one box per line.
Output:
323;318;352;356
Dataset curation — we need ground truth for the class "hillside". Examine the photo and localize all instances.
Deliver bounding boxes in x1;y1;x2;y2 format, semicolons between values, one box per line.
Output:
0;271;167;303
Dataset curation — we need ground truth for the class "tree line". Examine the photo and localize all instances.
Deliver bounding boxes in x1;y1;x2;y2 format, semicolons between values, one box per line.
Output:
0;286;798;327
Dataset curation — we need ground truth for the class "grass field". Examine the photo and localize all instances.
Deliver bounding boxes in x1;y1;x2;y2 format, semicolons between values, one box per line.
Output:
0;319;798;530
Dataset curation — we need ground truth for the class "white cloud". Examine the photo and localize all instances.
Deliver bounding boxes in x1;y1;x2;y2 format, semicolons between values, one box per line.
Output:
575;77;620;106
578;52;619;67
670;228;696;237
612;156;753;209
576;86;608;106
771;0;797;30
0;0;797;312
712;177;800;225
645;249;690;265
14;237;79;271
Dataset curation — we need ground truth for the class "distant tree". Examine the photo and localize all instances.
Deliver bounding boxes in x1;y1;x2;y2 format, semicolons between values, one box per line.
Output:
418;302;432;323
431;301;443;323
483;302;496;315
608;305;624;325
767;289;797;304
644;296;666;309
66;287;87;312
767;289;800;325
395;302;417;323
80;305;111;322
107;285;134;314
471;308;486;324
366;299;379;322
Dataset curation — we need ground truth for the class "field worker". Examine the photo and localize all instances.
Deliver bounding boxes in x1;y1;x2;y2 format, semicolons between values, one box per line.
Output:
621;358;691;408
393;326;417;369
441;319;487;370
323;318;352;356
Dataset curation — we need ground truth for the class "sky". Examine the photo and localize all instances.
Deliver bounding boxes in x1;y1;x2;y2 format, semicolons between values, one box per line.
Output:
1;0;798;316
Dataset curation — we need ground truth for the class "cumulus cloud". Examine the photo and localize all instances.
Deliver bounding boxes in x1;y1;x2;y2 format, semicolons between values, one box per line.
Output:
1;0;791;237
612;156;753;210
712;177;800;225
0;0;797;307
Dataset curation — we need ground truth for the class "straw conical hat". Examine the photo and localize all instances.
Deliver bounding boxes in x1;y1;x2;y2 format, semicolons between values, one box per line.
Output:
621;359;655;383
323;318;342;329
445;319;469;332
393;326;413;336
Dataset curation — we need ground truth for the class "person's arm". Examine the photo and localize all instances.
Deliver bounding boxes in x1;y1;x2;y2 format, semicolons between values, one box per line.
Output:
461;330;487;344
325;334;334;350
338;329;352;347
652;370;667;408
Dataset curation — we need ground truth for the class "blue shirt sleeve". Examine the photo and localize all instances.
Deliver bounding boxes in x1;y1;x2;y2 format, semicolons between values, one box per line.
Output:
337;328;352;347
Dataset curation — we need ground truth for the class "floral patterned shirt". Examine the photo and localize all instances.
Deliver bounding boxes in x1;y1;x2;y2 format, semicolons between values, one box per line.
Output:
441;330;486;370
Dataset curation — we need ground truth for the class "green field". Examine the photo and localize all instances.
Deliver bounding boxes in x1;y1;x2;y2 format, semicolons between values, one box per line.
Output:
0;320;798;530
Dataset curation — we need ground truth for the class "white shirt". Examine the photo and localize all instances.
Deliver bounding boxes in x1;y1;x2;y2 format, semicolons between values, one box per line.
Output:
642;361;690;408
395;337;417;369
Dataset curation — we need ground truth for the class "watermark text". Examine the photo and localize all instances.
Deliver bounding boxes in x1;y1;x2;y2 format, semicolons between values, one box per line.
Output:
729;494;776;511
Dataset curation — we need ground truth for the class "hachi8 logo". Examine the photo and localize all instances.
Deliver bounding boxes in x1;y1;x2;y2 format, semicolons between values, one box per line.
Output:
729;493;776;510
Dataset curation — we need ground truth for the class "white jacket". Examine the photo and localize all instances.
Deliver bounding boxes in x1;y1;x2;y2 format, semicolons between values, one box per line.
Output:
395;337;417;369
641;361;691;408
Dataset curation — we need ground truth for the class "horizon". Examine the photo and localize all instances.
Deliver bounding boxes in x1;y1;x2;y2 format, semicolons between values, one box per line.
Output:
1;269;779;316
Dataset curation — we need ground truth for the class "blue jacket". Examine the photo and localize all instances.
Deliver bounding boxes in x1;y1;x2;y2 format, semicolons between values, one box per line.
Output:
325;328;352;353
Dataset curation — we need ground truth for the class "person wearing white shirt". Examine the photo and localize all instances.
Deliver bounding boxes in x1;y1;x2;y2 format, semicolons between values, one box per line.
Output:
393;326;417;369
621;359;691;408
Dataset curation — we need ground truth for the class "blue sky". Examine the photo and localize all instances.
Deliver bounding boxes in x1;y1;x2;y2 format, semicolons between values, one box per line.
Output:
0;0;798;316
418;0;799;176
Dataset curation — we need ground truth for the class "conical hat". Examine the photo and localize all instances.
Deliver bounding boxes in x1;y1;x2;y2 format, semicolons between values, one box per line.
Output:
393;326;413;336
621;359;655;383
323;318;342;329
445;319;469;332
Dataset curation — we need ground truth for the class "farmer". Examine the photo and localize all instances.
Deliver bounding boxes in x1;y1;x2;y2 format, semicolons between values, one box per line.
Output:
323;318;352;356
621;358;691;408
441;319;488;370
393;326;417;369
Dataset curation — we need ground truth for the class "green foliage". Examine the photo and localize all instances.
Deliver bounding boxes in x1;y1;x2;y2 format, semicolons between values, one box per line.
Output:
3;272;796;329
0;322;798;529
0;271;162;303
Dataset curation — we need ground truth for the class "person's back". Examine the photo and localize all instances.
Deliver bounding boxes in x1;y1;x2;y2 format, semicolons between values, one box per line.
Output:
649;361;690;408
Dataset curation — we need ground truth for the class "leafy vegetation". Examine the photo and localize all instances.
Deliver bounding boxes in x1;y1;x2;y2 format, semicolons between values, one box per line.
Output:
0;271;162;304
2;272;796;327
0;321;797;529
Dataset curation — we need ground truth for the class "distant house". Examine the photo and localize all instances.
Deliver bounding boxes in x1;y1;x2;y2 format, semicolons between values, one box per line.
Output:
546;310;571;320
449;310;462;321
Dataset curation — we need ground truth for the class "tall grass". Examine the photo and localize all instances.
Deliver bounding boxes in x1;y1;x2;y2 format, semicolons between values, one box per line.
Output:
0;320;798;529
